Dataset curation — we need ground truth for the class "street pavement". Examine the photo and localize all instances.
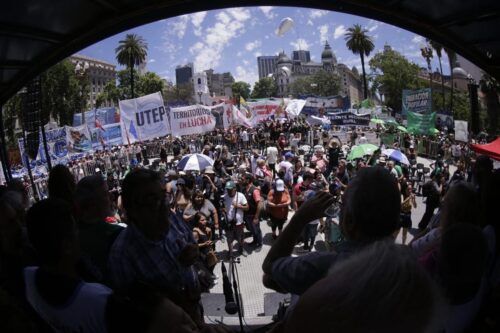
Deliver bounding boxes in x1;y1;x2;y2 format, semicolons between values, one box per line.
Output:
201;156;453;326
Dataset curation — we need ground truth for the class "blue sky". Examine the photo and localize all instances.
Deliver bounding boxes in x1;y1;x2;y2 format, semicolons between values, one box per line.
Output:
78;6;449;87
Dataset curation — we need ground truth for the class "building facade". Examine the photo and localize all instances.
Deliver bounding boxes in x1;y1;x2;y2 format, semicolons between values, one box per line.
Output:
337;64;363;105
273;41;363;101
257;56;278;79
176;63;194;86
69;54;116;107
205;69;234;97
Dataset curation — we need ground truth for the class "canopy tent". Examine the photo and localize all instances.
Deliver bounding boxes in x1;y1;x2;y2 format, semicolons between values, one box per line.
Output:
470;138;500;161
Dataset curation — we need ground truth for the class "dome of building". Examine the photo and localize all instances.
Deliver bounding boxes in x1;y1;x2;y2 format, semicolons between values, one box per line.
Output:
452;62;468;79
277;51;292;65
321;41;337;64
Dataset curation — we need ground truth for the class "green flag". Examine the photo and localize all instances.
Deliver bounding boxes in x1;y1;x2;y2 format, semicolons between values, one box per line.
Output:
407;111;436;135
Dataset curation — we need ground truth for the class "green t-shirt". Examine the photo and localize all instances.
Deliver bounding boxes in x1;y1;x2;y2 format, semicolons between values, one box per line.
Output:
394;165;403;177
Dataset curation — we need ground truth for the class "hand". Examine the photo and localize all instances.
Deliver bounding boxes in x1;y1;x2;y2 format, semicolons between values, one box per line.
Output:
294;191;335;223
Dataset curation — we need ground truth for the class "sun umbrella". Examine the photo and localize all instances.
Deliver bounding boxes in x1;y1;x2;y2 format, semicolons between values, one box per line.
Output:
382;149;410;165
347;144;378;160
370;118;385;125
385;119;399;127
428;128;439;135
177;153;215;171
397;125;408;133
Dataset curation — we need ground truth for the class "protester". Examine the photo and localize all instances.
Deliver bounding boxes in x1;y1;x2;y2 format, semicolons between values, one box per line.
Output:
25;199;113;332
267;179;291;239
223;181;249;257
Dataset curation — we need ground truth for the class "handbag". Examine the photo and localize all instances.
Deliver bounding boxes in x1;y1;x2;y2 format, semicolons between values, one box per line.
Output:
206;250;218;267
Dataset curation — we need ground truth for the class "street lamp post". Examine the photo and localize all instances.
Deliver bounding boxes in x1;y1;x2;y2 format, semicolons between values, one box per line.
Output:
75;61;89;124
197;91;203;104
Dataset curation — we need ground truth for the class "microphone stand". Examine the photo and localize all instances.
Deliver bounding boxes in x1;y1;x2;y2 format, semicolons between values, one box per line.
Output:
229;256;244;333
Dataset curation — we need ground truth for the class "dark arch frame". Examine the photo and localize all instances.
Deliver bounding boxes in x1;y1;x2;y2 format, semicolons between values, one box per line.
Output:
1;0;499;106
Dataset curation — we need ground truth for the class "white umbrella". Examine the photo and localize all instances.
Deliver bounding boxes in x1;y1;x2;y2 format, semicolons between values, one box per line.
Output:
177;154;215;171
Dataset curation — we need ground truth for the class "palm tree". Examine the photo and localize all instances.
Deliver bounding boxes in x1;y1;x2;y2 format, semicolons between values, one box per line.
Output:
345;24;374;99
115;34;148;98
428;39;446;112
444;48;457;112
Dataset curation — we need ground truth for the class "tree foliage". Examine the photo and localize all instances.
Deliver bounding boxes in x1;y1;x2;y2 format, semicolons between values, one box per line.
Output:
345;24;374;99
289;70;340;97
41;59;85;126
163;83;194;104
251;77;278;98
137;72;165;96
231;81;251;100
480;73;500;134
115;34;148;98
369;48;421;112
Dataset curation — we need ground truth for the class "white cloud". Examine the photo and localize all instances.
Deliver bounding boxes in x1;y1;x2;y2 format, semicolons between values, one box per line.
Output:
309;9;328;19
191;11;207;36
227;8;251;21
265;35;270;39
237;51;243;57
367;20;379;32
372;34;379;40
290;38;310;50
254;51;262;57
170;15;189;39
243;60;250;65
412;35;425;45
191;8;251;71
318;24;329;43
334;25;347;39
259;6;276;19
235;65;258;86
307;19;314;26
148;59;156;63
245;40;262;51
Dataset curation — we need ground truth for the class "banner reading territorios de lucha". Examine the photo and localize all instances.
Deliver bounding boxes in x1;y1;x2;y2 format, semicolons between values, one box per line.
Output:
407;111;436;135
119;92;170;144
169;104;216;136
402;88;432;115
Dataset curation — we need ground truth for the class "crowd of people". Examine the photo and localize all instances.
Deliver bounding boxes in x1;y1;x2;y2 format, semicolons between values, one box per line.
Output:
1;118;499;332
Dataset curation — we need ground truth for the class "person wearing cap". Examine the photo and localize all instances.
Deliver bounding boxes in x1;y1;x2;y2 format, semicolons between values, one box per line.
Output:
223;181;249;257
267;179;291;239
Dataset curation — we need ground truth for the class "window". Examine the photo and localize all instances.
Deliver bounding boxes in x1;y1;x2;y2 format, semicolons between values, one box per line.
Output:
198;78;201;84
286;79;289;83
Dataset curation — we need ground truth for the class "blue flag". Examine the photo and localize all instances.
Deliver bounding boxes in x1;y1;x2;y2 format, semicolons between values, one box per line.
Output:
129;120;138;139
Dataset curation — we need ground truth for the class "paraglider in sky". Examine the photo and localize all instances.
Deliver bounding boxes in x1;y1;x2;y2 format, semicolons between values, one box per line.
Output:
276;17;294;37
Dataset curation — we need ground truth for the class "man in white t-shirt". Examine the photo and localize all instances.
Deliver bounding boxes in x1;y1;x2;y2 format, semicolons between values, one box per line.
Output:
224;181;249;256
241;129;249;149
266;145;279;177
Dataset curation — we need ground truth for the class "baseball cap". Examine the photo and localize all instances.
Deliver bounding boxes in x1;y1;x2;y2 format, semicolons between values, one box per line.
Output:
225;181;236;190
176;178;186;185
275;179;285;192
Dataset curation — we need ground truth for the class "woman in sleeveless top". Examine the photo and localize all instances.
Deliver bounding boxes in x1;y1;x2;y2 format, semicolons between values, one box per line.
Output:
399;184;416;245
192;213;217;273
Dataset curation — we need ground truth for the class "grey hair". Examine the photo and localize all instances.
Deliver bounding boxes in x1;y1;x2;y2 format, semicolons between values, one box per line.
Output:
284;241;446;333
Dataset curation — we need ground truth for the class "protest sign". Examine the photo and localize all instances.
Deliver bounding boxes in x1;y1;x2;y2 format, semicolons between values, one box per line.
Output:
66;125;92;153
73;107;119;128
91;123;123;149
210;102;233;129
329;112;370;127
454;120;468;142
299;95;350;116
407;111;436;135
285;99;306;118
232;105;253;128
402;88;432;115
169;104;216;136
436;112;454;129
247;99;282;123
18;127;68;167
119;92;169;144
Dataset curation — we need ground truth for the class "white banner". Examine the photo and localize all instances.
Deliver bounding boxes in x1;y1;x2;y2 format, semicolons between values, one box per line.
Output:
454;120;468;142
232;105;253;128
66;125;92;153
247;99;282;123
170;104;216;136
119;92;169;144
285;99;306;119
